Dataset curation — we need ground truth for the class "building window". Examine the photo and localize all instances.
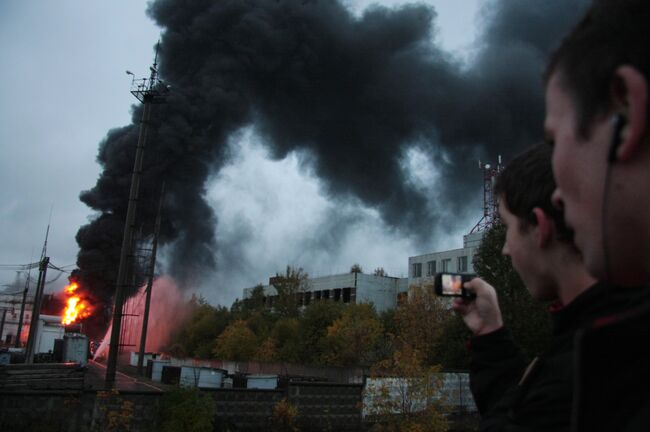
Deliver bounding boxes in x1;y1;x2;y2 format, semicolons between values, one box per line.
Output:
412;262;422;278
441;259;451;272
458;256;468;272
426;260;436;276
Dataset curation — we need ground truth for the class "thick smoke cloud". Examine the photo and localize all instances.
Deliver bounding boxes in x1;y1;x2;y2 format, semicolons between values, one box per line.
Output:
76;0;589;315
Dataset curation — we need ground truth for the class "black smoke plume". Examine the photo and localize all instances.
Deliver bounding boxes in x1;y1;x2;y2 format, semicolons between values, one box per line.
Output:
76;0;589;320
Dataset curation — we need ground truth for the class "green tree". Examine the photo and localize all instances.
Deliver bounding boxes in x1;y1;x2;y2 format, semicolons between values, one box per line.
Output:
374;267;388;277
167;296;231;358
473;222;551;358
297;301;345;365
350;263;363;273
231;284;267;320
272;266;309;319
322;303;384;366
246;309;276;340
213;320;258;361
271;318;301;363
247;284;267;310
434;314;472;370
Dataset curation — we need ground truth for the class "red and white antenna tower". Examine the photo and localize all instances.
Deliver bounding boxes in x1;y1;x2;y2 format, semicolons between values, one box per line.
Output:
470;155;504;233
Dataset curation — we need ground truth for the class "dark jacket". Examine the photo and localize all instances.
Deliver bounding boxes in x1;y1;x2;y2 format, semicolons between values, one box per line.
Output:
469;282;650;431
572;291;650;432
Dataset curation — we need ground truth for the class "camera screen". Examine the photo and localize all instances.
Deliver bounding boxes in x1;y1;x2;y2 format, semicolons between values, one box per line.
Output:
441;274;463;295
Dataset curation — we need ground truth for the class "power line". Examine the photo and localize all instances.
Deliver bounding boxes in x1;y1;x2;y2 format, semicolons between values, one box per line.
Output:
0;262;40;271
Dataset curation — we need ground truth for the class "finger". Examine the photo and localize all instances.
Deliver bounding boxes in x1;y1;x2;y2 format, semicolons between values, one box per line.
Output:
464;277;492;295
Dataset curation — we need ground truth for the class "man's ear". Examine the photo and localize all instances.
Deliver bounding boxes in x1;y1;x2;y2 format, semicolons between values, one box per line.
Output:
612;66;648;162
532;207;554;248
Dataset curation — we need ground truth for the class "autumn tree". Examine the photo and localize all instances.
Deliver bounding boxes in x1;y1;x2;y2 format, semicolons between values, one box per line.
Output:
368;343;448;432
322;303;384;366
473;222;551;358
213;320;258;361
254;337;279;362
394;283;453;365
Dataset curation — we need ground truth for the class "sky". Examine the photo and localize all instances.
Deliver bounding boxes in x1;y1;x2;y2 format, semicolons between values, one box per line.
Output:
0;0;513;306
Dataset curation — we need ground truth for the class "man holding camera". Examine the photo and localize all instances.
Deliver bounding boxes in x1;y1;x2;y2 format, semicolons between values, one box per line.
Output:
452;144;646;430
544;0;650;430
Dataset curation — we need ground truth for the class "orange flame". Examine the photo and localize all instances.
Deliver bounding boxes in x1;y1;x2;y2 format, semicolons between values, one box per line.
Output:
61;282;93;325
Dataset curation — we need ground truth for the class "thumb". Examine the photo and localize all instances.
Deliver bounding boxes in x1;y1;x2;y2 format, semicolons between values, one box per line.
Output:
464;277;495;296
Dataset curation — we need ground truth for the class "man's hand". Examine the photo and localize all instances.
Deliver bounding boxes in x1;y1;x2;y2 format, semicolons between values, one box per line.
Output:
452;277;504;336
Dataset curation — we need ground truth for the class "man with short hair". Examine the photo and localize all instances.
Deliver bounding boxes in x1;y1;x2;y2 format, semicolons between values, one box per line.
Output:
544;0;650;430
454;144;645;431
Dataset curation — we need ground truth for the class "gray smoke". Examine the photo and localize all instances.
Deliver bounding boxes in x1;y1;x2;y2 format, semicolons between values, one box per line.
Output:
76;0;590;310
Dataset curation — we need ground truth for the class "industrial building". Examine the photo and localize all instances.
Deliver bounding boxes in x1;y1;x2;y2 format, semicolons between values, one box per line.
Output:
243;272;409;313
408;231;484;287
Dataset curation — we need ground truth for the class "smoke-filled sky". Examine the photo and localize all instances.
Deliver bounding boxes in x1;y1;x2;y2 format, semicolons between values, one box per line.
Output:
0;0;588;307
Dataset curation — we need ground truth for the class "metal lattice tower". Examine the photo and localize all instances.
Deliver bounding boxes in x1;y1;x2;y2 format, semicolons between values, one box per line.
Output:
470;156;504;234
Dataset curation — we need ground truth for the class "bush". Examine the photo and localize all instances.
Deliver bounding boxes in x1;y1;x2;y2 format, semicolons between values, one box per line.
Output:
159;387;215;432
270;398;300;432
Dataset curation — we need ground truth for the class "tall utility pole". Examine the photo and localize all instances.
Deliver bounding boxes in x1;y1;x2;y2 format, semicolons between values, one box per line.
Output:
137;183;165;375
24;256;49;363
105;45;168;388
25;222;51;363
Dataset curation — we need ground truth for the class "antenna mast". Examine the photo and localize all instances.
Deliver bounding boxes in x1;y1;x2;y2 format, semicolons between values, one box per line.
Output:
470;155;504;234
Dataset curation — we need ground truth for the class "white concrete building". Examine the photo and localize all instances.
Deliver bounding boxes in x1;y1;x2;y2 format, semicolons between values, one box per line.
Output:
243;272;409;313
408;231;484;288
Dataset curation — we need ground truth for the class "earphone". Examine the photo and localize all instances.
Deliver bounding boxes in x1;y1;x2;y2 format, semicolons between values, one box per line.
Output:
608;114;626;163
602;113;627;283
